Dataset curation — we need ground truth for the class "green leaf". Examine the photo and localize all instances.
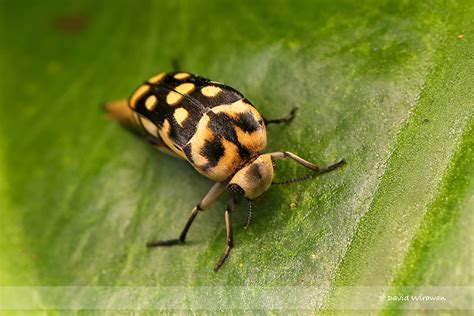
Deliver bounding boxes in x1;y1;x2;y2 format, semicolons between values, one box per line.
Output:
1;0;472;312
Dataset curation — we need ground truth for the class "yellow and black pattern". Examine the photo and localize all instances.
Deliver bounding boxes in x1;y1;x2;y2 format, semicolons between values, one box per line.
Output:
128;72;267;181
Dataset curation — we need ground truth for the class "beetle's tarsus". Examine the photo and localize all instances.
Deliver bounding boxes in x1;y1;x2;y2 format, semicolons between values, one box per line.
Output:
317;159;346;173
287;107;298;120
214;245;232;272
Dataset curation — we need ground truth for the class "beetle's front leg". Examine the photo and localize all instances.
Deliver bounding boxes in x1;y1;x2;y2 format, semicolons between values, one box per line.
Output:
146;181;228;247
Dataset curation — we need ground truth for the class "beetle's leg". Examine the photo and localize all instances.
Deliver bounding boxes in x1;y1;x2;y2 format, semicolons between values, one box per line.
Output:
147;181;228;247
214;198;235;272
263;108;298;125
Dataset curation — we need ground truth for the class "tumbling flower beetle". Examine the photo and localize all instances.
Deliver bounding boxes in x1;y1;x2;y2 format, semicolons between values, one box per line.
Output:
106;72;345;271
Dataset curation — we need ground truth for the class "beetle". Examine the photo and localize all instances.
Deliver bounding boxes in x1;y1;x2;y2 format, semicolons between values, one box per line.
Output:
105;72;345;271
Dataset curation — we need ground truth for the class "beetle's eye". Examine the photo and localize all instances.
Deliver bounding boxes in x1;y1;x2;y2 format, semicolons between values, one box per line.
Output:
228;184;245;198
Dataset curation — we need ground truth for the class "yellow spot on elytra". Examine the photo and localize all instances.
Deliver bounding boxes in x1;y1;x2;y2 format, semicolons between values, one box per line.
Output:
201;86;222;97
138;116;158;137
174;73;190;80
148;72;166;84
176;83;195;95
144;95;158;111
166;83;196;105
166;91;181;105
212;99;256;117
129;85;150;109
174;107;189;127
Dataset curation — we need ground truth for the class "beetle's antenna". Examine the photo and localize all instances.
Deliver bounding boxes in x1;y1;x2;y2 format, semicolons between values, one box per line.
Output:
244;199;252;230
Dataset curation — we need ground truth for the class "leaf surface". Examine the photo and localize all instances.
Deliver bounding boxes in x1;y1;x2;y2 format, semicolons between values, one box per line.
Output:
1;0;472;311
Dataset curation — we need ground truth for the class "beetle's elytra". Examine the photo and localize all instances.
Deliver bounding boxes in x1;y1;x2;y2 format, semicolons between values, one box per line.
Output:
106;71;345;271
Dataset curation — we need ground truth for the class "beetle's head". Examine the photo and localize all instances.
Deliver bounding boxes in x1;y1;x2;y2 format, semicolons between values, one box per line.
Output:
227;154;274;200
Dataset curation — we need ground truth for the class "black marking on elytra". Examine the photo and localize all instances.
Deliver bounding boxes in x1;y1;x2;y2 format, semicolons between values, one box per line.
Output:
169;106;200;146
134;85;170;125
206;112;252;162
201;138;225;168
235;111;261;133
184;144;194;164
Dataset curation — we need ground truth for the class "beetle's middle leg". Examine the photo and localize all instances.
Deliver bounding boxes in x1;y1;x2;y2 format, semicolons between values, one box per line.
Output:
146;181;228;247
263;107;298;125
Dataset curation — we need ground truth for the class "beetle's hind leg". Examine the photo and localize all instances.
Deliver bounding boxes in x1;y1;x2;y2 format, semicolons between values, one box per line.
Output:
146;181;228;247
263;107;298;125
